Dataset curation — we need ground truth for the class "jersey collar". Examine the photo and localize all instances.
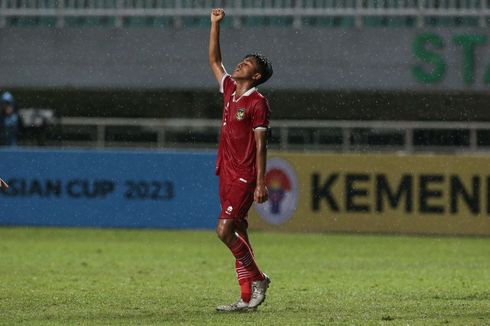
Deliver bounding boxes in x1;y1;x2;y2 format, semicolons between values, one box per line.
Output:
232;87;257;102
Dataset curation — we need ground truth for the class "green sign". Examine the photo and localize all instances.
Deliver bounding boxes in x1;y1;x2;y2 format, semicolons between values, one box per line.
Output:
412;32;490;86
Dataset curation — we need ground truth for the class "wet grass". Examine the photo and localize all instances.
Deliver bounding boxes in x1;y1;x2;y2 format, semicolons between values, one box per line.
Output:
0;227;489;325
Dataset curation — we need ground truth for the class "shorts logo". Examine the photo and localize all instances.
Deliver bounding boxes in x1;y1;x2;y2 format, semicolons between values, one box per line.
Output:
235;108;246;121
226;206;233;215
255;158;298;225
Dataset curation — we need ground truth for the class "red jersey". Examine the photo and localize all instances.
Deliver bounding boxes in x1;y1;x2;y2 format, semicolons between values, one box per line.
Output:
216;74;270;184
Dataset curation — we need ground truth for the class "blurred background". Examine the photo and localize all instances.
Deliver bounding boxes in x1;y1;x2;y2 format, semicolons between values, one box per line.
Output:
1;0;490;152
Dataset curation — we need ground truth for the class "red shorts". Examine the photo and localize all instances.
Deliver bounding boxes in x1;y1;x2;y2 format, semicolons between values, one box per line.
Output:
219;177;255;224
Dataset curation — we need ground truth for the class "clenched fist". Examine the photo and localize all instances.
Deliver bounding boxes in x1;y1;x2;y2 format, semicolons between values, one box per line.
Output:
211;8;225;23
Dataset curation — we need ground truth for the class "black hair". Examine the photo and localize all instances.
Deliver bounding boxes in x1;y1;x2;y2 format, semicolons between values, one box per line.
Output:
244;53;273;86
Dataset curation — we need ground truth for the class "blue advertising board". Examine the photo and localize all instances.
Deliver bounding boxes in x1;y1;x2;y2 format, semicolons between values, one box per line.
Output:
0;149;219;229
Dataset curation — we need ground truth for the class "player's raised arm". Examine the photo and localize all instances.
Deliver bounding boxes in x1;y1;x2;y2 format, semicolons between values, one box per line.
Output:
0;178;9;190
209;8;226;83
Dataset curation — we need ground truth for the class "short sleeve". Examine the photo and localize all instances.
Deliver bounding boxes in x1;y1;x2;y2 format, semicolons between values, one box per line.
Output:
219;74;234;94
252;98;270;130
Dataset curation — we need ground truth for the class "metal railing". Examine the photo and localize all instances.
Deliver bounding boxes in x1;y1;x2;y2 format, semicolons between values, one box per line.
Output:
1;0;489;28
50;117;490;153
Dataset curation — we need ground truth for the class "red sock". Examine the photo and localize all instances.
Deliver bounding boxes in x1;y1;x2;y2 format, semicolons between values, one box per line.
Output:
229;235;264;282
235;260;252;302
239;279;252;303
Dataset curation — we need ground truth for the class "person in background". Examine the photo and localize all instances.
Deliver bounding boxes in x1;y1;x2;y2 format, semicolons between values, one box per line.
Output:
0;91;20;146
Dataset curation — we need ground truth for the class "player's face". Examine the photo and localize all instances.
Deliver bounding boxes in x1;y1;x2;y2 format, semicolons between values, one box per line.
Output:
231;57;261;83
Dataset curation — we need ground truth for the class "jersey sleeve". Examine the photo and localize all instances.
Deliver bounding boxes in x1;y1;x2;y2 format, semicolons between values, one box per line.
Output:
219;74;234;94
252;98;270;130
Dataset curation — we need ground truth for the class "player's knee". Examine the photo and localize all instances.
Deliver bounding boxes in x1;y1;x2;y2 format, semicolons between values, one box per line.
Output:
215;225;227;242
216;222;233;245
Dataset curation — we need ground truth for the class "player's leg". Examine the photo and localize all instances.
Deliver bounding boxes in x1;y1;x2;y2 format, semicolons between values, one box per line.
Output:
234;218;253;304
216;218;259;276
233;202;270;309
215;218;251;311
216;218;264;311
215;218;236;246
216;182;264;282
215;182;266;311
235;218;251;247
0;178;9;190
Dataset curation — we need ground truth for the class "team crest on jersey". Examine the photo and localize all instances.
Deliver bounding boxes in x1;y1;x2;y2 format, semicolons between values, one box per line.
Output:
236;108;246;121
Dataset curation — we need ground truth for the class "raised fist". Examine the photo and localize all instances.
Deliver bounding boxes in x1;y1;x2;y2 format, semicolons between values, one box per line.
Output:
211;8;225;23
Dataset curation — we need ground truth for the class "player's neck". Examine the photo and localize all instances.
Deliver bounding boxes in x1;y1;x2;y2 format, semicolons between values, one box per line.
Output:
234;80;255;98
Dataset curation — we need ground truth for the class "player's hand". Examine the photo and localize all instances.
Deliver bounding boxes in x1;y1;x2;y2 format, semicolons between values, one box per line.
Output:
0;178;9;190
254;184;268;204
211;8;225;23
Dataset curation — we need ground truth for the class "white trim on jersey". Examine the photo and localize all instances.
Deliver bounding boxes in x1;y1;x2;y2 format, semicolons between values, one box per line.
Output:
219;73;229;94
242;87;257;97
232;86;257;102
253;126;268;131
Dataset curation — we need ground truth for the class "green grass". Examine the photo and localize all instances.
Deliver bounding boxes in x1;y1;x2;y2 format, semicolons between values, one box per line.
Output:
0;228;489;325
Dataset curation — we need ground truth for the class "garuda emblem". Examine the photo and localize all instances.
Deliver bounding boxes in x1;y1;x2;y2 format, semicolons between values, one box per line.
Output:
236;108;246;121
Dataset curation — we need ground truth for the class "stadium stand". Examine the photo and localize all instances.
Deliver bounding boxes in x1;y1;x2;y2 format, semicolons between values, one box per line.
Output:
2;1;490;151
0;0;489;28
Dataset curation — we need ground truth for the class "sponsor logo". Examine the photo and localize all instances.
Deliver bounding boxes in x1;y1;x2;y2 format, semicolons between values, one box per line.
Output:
226;206;233;215
235;108;246;121
255;158;298;225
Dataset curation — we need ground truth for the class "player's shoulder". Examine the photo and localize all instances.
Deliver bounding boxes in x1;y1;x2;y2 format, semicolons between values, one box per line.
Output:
221;74;236;95
254;90;265;99
223;74;233;83
250;90;269;107
249;89;268;101
225;75;237;87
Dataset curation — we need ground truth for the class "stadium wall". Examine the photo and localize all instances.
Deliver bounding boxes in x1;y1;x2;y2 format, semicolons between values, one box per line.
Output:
1;28;490;91
2;149;490;235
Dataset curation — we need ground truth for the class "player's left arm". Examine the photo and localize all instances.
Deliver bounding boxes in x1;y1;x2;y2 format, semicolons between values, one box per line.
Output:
0;178;9;190
254;129;268;203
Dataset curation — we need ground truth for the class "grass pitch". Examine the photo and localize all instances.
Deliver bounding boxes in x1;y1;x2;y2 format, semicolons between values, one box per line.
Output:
0;228;489;325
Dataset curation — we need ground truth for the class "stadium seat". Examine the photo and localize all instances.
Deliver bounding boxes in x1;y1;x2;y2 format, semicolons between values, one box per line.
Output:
1;0;488;28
